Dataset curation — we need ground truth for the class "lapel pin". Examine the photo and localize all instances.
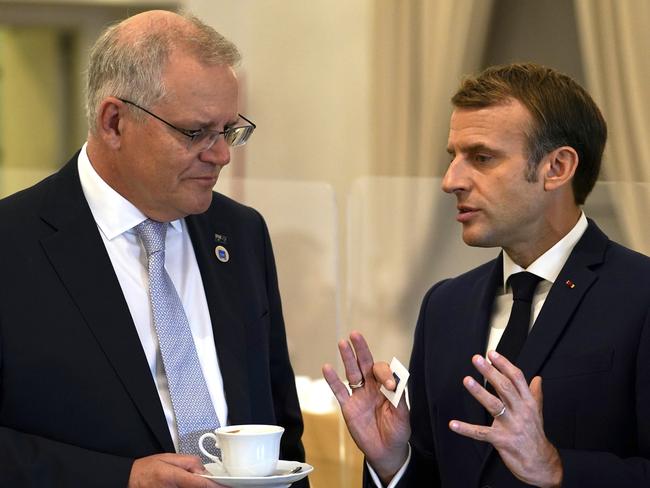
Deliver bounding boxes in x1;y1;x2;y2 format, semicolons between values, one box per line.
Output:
565;279;575;289
215;245;230;263
214;233;228;244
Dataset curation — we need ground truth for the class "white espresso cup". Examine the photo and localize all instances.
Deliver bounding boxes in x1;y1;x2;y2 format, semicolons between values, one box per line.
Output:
199;424;284;477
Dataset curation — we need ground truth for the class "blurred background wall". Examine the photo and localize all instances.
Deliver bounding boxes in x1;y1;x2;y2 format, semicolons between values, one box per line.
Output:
1;1;649;486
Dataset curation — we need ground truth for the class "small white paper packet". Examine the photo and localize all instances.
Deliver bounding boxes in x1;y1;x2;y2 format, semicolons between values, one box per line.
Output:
379;357;410;408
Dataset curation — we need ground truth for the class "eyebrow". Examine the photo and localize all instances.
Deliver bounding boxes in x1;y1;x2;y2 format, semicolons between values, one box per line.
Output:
447;143;501;155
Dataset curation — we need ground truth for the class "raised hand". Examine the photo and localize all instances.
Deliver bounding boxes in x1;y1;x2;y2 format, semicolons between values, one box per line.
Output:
449;351;562;488
322;331;410;483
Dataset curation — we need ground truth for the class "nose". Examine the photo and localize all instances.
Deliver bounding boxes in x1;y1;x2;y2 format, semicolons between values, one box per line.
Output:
199;136;231;167
441;156;469;194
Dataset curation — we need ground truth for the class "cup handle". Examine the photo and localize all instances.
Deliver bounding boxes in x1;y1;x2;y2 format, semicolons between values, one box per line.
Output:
198;432;223;465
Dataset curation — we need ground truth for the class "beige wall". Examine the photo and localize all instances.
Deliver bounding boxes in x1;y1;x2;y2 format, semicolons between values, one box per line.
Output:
0;0;178;174
0;27;64;168
186;0;373;200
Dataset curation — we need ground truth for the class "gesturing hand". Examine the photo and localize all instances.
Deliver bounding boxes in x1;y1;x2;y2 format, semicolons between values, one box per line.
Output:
322;331;410;484
449;351;562;488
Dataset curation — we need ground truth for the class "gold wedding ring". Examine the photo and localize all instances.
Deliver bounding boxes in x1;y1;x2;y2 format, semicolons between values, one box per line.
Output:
493;405;507;418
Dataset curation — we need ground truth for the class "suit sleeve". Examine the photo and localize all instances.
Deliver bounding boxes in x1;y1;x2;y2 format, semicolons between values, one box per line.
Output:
258;214;309;487
0;408;134;487
0;281;135;487
558;306;650;487
391;285;442;487
362;285;443;487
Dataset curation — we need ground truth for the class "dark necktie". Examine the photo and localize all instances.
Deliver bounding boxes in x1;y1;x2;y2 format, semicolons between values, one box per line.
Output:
496;271;543;364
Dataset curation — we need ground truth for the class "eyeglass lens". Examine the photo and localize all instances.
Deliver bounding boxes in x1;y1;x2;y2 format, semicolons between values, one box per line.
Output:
191;124;255;152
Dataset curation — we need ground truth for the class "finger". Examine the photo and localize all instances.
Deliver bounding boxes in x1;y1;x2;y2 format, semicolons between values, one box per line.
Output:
338;338;364;385
348;331;375;376
322;363;351;405
159;453;205;472
530;375;544;414
372;361;396;390
487;350;531;398
472;354;519;406
193;471;226;487
462;375;505;418
322;363;351;403
448;419;494;443
175;468;222;487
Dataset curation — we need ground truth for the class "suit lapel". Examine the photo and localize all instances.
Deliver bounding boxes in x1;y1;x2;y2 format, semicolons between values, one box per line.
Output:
517;221;607;381
462;254;503;459
38;159;173;452
186;205;251;425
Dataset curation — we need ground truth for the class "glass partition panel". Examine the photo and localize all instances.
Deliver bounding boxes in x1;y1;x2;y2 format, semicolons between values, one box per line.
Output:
219;177;340;379
346;176;498;364
219;177;345;487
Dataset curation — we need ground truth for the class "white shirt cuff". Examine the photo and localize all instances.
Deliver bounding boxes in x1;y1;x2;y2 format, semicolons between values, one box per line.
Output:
366;444;412;488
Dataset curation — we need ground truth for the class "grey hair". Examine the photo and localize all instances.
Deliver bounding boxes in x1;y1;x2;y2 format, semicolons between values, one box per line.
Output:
85;11;241;132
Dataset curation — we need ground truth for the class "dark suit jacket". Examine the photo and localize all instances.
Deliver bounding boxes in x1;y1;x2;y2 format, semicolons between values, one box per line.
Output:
366;220;650;487
0;155;307;487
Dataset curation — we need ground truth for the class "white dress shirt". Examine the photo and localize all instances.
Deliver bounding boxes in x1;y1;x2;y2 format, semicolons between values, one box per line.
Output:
369;212;589;487
486;212;588;354
77;143;228;450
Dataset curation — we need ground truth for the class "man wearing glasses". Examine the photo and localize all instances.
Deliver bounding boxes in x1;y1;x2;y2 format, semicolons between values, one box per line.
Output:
0;10;306;488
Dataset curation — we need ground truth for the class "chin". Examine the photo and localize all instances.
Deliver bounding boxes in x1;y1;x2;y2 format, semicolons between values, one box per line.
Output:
178;194;213;217
462;231;496;249
189;201;213;216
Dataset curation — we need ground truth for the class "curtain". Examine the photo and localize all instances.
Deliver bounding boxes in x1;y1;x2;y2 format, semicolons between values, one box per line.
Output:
372;0;494;177
574;0;650;253
348;1;497;367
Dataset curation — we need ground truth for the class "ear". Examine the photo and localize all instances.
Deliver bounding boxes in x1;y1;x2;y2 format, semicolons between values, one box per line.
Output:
542;146;578;193
95;97;125;150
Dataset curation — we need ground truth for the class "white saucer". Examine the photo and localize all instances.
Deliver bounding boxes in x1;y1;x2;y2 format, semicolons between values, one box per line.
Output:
200;460;313;488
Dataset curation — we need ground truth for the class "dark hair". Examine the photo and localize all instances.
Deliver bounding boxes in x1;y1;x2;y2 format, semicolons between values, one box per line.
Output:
451;63;607;204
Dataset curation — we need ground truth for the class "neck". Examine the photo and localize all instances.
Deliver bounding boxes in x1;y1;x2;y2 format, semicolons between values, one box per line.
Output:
505;206;582;268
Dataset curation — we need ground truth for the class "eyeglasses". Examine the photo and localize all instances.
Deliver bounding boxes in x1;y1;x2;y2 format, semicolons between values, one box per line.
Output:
117;98;256;152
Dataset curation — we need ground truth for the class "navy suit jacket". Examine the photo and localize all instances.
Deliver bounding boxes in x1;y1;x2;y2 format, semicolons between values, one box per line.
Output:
0;155;307;487
368;220;650;487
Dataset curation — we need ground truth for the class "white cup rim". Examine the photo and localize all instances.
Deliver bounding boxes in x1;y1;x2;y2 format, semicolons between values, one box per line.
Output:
215;424;285;436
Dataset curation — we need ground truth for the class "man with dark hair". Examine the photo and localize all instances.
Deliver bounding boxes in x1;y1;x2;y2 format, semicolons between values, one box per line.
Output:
0;10;306;488
324;63;650;487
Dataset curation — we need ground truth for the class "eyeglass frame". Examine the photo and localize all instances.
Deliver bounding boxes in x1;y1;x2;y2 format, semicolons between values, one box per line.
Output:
116;97;256;151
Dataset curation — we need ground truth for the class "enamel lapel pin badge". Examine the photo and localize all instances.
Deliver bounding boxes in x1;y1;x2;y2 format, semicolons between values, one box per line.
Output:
214;233;229;263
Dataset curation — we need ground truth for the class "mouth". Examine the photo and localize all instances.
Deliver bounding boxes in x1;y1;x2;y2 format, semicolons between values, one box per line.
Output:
456;205;480;223
191;175;219;186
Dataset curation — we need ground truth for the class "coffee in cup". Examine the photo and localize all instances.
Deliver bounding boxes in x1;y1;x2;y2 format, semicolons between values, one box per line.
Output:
199;424;284;477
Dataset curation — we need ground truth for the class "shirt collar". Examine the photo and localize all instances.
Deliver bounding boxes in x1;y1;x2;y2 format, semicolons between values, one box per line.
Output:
501;212;588;292
77;142;183;240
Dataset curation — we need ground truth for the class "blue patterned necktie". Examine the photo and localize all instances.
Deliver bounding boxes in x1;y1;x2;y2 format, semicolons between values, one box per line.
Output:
136;219;220;461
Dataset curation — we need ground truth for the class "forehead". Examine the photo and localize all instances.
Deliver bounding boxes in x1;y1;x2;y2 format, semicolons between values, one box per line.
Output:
447;100;532;152
158;53;239;120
